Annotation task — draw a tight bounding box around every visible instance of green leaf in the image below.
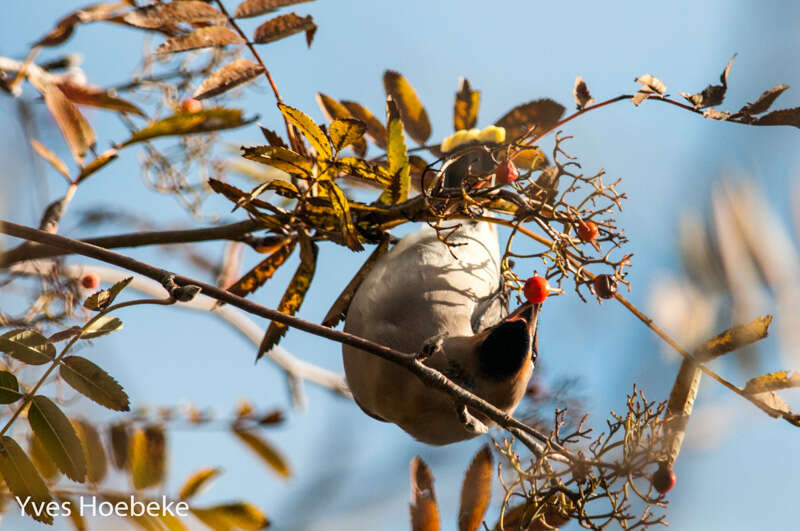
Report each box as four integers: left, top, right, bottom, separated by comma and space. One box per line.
121, 109, 256, 147
233, 426, 292, 478
0, 370, 23, 404
29, 434, 60, 481
383, 70, 431, 144
84, 276, 132, 310
28, 395, 87, 482
0, 329, 55, 365
378, 98, 410, 205
60, 356, 130, 411
258, 237, 317, 357
277, 103, 331, 159
241, 145, 313, 178
80, 316, 123, 339
178, 467, 222, 500
329, 118, 366, 153
0, 436, 54, 524
130, 425, 167, 489
73, 418, 108, 484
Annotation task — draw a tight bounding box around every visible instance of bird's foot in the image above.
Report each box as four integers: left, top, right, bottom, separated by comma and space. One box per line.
416, 334, 446, 362
457, 404, 489, 435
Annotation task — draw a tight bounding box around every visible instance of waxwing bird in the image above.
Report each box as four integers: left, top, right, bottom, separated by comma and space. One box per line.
343, 220, 539, 445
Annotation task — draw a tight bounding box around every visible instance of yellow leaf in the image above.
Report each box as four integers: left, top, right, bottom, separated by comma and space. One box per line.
30, 139, 70, 180
233, 426, 292, 478
378, 98, 410, 205
29, 434, 60, 481
241, 145, 313, 178
43, 83, 96, 166
695, 315, 773, 362
277, 103, 331, 159
72, 418, 107, 484
383, 71, 431, 144
258, 236, 317, 356
76, 147, 118, 183
410, 456, 440, 531
130, 425, 167, 489
226, 238, 296, 298
318, 179, 363, 251
194, 59, 265, 100
329, 118, 366, 153
453, 77, 480, 132
458, 445, 493, 531
178, 467, 222, 500
122, 109, 255, 146
341, 100, 388, 149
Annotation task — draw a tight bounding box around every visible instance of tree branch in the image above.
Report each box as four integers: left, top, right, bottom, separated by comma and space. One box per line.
0, 219, 572, 460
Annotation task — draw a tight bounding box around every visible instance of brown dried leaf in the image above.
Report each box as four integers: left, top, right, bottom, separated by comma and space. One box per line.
178, 467, 222, 500
122, 108, 255, 146
108, 422, 129, 470
233, 426, 292, 478
703, 109, 730, 121
258, 124, 287, 148
0, 436, 53, 524
194, 59, 265, 100
329, 118, 366, 153
123, 1, 225, 28
410, 456, 440, 531
60, 355, 130, 411
738, 84, 790, 116
458, 445, 493, 531
454, 77, 480, 131
323, 236, 390, 327
754, 107, 800, 128
383, 70, 431, 144
253, 12, 316, 47
57, 81, 145, 116
573, 76, 594, 110
341, 100, 388, 149
28, 396, 86, 482
227, 238, 296, 298
749, 391, 792, 416
208, 178, 276, 213
494, 98, 565, 141
30, 139, 70, 179
631, 90, 651, 107
35, 3, 125, 47
130, 425, 167, 489
635, 74, 666, 95
680, 56, 736, 110
235, 0, 313, 18
695, 315, 772, 362
72, 418, 107, 484
43, 83, 96, 166
743, 370, 800, 395
155, 26, 245, 54
258, 236, 317, 356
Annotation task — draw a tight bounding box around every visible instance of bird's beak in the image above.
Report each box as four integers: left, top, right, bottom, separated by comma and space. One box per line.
504, 302, 540, 337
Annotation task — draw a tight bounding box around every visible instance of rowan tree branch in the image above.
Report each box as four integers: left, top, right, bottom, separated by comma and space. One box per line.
0, 219, 573, 460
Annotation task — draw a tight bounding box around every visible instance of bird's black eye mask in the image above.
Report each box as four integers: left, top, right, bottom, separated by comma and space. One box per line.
478, 319, 531, 381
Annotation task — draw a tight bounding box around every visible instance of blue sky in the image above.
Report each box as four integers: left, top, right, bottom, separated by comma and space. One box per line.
2, 1, 800, 530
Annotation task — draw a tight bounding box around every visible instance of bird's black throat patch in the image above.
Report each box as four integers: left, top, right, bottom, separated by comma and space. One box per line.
478, 320, 530, 381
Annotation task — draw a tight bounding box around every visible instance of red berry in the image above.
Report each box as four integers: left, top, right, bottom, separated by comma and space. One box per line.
181, 98, 202, 113
577, 220, 599, 242
523, 275, 550, 304
80, 273, 100, 290
592, 274, 617, 299
495, 159, 519, 185
652, 463, 676, 494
